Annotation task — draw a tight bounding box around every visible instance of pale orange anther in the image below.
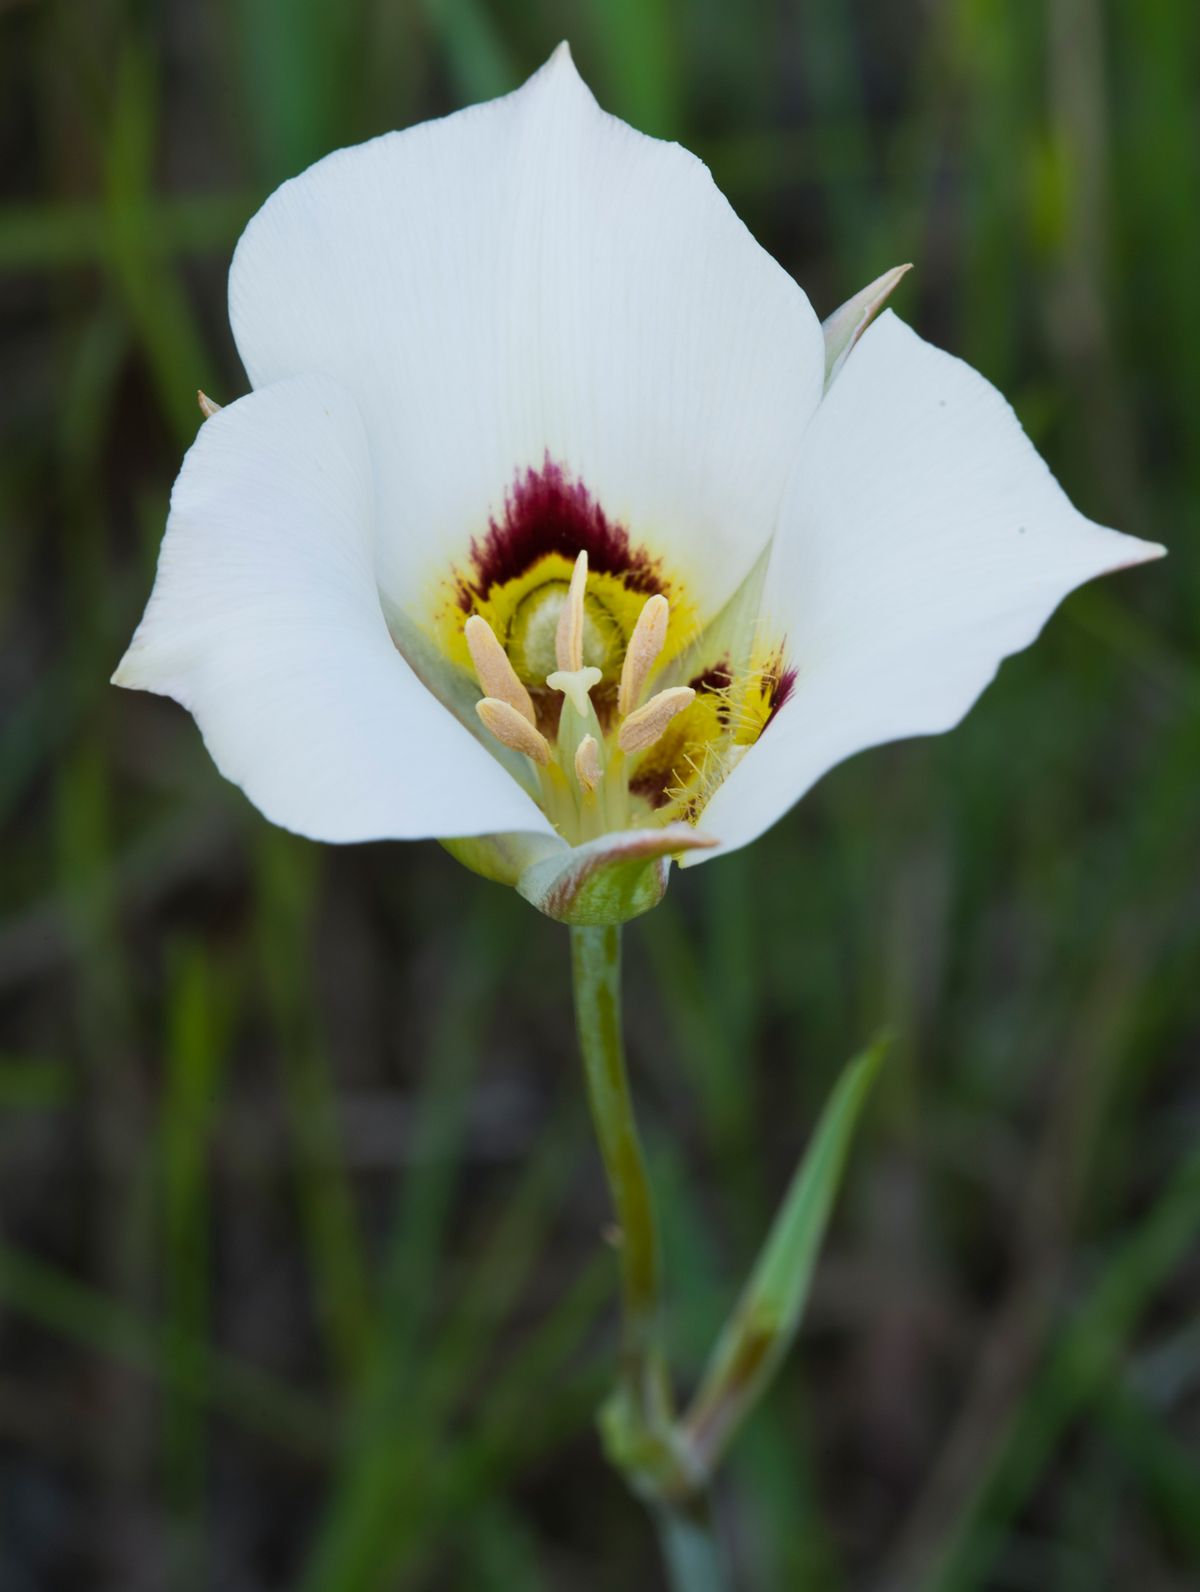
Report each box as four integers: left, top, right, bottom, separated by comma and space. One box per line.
574, 734, 602, 795
554, 550, 588, 672
464, 614, 537, 726
617, 686, 696, 754
476, 698, 551, 765
617, 593, 669, 716
197, 390, 222, 419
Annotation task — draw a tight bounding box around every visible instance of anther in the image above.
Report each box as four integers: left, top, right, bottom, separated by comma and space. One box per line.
197, 390, 222, 418
555, 550, 588, 672
476, 698, 551, 765
617, 594, 669, 716
617, 686, 696, 754
574, 735, 602, 795
546, 665, 602, 717
464, 614, 537, 726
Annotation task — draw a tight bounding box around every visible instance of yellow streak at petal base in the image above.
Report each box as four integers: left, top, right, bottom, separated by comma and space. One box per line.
622, 643, 793, 821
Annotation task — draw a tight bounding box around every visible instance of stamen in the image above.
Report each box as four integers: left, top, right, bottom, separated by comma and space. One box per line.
545, 665, 602, 717
574, 735, 602, 795
554, 550, 588, 672
476, 697, 551, 765
464, 614, 537, 725
618, 686, 696, 754
197, 390, 222, 418
618, 594, 669, 716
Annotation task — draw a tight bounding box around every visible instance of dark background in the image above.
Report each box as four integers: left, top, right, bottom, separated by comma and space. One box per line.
2, 1, 1197, 1588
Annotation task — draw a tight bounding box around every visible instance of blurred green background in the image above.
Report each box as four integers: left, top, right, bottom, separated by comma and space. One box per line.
1, 0, 1197, 1587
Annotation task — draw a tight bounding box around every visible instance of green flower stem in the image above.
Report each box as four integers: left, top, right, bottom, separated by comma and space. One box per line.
569, 923, 665, 1418
656, 1499, 728, 1592
569, 923, 726, 1591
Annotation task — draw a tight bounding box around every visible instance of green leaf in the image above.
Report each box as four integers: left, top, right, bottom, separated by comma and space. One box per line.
681, 1032, 889, 1474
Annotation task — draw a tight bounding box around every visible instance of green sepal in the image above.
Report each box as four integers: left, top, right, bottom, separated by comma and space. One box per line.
822, 266, 912, 390
440, 831, 563, 887
516, 825, 716, 925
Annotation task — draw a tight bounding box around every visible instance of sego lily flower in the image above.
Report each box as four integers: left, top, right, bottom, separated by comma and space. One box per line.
114, 45, 1161, 926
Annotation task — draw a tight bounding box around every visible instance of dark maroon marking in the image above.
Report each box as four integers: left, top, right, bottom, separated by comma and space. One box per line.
629, 767, 675, 811
764, 662, 797, 729
688, 657, 734, 730
688, 659, 733, 696
632, 656, 796, 814
456, 455, 665, 610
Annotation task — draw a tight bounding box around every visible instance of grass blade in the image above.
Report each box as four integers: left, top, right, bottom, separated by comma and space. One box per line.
928, 1147, 1200, 1590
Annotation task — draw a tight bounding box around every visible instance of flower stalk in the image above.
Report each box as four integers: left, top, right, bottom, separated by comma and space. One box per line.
569, 923, 726, 1588
569, 927, 890, 1588
568, 924, 668, 1424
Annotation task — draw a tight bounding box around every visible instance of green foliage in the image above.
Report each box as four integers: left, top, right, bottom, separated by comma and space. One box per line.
1, 1, 1196, 1587
683, 1035, 887, 1476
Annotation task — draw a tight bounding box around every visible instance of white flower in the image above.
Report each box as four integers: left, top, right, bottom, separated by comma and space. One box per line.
114, 45, 1161, 922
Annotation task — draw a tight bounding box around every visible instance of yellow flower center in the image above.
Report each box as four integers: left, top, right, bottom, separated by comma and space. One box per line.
432, 460, 794, 843
460, 551, 793, 844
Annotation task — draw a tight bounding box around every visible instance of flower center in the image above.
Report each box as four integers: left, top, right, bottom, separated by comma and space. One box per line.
467, 551, 696, 843
438, 458, 794, 843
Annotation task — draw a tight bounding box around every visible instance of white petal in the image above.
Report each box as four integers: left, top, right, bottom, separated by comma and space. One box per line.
694, 312, 1163, 859
228, 44, 824, 624
114, 376, 555, 844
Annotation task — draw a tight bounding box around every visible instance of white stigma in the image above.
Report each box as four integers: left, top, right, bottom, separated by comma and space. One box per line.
618, 686, 696, 754
546, 665, 602, 716
554, 550, 588, 672
618, 593, 669, 716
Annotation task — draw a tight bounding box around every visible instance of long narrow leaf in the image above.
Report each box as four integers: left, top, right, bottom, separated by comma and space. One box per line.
682, 1033, 889, 1473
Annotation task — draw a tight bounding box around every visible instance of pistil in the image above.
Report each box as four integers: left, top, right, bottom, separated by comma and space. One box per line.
546, 665, 603, 717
